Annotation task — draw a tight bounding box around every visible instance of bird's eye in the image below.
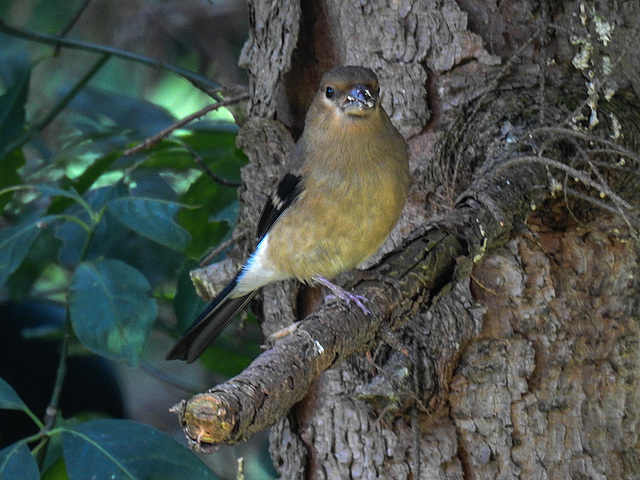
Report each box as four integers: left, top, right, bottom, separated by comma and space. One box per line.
325, 87, 335, 99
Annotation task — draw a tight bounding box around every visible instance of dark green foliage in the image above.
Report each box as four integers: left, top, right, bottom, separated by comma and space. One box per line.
0, 36, 30, 159
68, 259, 157, 365
0, 12, 260, 479
0, 379, 220, 479
62, 420, 219, 480
0, 442, 40, 480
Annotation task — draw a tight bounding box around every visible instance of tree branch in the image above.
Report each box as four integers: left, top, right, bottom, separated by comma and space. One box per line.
122, 93, 249, 156
0, 20, 221, 94
54, 0, 94, 53
5, 55, 110, 155
171, 155, 549, 451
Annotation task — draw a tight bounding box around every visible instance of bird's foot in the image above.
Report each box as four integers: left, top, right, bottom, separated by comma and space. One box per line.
313, 276, 371, 315
346, 268, 403, 297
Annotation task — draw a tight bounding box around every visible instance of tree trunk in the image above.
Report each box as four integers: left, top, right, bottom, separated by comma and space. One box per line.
179, 0, 640, 478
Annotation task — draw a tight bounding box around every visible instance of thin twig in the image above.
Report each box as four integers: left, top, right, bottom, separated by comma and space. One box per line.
578, 156, 638, 173
565, 187, 638, 224
447, 28, 543, 193
587, 159, 637, 232
4, 54, 111, 155
183, 142, 243, 188
530, 127, 640, 162
200, 236, 236, 266
480, 28, 543, 98
123, 93, 250, 156
499, 153, 637, 234
563, 176, 582, 226
33, 316, 72, 468
498, 155, 633, 211
54, 0, 94, 55
0, 20, 221, 93
43, 321, 71, 430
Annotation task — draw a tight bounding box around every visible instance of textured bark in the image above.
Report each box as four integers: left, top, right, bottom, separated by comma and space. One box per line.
176, 0, 640, 478
453, 218, 640, 479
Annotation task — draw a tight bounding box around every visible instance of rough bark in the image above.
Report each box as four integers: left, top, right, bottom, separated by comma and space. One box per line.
453, 217, 639, 479
174, 0, 640, 478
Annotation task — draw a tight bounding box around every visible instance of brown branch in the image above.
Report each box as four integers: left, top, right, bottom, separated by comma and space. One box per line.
198, 237, 236, 267
170, 157, 549, 451
183, 143, 242, 188
499, 155, 634, 211
0, 20, 221, 93
123, 93, 250, 156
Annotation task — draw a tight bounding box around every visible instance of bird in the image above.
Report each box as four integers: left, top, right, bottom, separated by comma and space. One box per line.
166, 65, 409, 363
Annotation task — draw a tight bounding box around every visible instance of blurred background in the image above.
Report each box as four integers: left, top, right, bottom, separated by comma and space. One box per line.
0, 1, 279, 478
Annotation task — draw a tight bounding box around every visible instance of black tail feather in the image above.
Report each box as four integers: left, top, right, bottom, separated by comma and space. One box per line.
166, 275, 257, 363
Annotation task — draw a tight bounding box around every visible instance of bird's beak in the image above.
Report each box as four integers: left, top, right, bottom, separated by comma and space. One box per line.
341, 85, 377, 114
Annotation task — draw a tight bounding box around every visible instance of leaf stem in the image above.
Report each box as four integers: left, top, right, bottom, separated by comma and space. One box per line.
0, 186, 96, 232
78, 213, 98, 260
184, 141, 243, 188
25, 409, 45, 432
55, 0, 94, 52
43, 316, 72, 431
33, 315, 72, 468
63, 188, 102, 227
54, 213, 93, 233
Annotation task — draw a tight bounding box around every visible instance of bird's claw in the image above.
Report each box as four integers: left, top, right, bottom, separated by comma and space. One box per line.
325, 291, 371, 315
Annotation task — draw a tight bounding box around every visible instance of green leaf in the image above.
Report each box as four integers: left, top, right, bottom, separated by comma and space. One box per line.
178, 176, 236, 258
172, 259, 207, 332
0, 442, 40, 480
0, 377, 28, 412
41, 456, 68, 480
0, 41, 30, 158
0, 149, 25, 211
106, 197, 191, 251
37, 185, 88, 206
66, 151, 121, 195
5, 227, 63, 300
62, 419, 219, 480
0, 217, 50, 286
48, 152, 120, 214
0, 376, 41, 431
69, 259, 157, 366
179, 126, 247, 183
55, 184, 127, 266
67, 87, 175, 138
139, 140, 195, 170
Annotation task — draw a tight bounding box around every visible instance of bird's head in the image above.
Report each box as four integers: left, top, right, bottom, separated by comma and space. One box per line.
313, 66, 381, 120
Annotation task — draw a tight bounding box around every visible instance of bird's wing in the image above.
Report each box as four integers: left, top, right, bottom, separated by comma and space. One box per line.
256, 172, 303, 241
166, 172, 303, 363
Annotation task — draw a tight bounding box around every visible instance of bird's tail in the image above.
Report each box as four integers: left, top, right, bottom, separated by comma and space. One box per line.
166, 274, 257, 363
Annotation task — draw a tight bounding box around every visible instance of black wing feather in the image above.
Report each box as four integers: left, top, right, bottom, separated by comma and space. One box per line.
256, 173, 303, 240
165, 274, 257, 363
166, 172, 303, 363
